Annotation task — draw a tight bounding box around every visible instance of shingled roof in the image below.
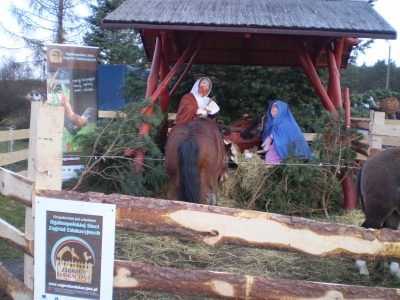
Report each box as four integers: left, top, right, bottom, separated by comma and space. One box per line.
102, 0, 397, 68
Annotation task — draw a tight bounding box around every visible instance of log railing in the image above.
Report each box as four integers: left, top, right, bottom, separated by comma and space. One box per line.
1, 172, 400, 299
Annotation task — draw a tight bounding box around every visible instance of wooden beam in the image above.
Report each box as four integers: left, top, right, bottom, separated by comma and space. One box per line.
37, 190, 400, 263
113, 260, 400, 299
350, 118, 370, 131
0, 129, 30, 142
0, 167, 34, 206
326, 44, 342, 108
167, 30, 181, 57
293, 37, 339, 116
311, 37, 333, 67
0, 264, 33, 300
168, 35, 208, 101
0, 150, 29, 166
0, 218, 34, 256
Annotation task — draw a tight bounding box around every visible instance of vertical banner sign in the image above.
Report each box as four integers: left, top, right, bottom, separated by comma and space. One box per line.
34, 197, 116, 300
46, 44, 99, 181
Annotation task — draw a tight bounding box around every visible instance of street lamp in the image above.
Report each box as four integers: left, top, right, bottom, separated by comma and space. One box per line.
386, 40, 391, 90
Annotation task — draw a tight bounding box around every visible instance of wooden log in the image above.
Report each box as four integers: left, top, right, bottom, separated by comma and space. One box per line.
350, 118, 370, 131
0, 218, 34, 256
113, 260, 400, 299
37, 190, 400, 262
0, 263, 33, 300
0, 167, 34, 206
353, 141, 383, 158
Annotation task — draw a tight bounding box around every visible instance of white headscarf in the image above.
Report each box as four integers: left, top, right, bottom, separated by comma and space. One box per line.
190, 77, 220, 114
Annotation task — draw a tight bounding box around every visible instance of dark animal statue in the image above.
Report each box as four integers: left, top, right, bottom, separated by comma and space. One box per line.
355, 146, 400, 278
165, 118, 233, 205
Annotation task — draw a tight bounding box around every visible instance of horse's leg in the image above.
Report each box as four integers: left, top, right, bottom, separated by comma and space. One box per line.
383, 212, 400, 278
355, 209, 396, 277
207, 188, 217, 206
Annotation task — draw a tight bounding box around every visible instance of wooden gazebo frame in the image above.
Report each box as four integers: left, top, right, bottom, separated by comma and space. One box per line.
101, 0, 397, 209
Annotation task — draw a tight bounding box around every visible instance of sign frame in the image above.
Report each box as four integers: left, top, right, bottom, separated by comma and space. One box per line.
34, 197, 116, 300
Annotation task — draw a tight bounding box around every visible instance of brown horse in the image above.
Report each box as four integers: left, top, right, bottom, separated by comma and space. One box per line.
355, 146, 400, 278
165, 118, 232, 205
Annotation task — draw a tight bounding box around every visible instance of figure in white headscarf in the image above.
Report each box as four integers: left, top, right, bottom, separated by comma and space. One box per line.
173, 77, 219, 126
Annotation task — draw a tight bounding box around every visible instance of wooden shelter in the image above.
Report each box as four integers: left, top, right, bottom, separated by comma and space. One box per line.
101, 0, 397, 209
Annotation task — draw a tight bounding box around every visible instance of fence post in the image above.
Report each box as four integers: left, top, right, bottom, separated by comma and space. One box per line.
369, 111, 384, 149
25, 101, 64, 289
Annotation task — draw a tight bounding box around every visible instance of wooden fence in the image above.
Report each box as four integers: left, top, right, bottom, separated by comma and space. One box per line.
351, 111, 400, 159
1, 103, 400, 299
0, 128, 29, 177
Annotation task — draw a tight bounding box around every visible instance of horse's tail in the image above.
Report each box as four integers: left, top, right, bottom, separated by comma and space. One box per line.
356, 164, 365, 212
178, 137, 202, 203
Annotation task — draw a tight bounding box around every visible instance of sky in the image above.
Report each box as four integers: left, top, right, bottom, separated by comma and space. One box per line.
0, 0, 399, 67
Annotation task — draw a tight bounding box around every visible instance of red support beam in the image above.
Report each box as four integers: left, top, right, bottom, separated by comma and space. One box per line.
169, 36, 208, 101
159, 31, 171, 149
341, 87, 357, 210
134, 37, 162, 171
334, 38, 345, 70
293, 37, 339, 117
326, 44, 342, 109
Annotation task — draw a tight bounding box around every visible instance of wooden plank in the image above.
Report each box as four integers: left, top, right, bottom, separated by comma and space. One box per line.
0, 218, 33, 256
113, 260, 400, 299
369, 111, 383, 149
0, 129, 30, 142
0, 167, 33, 206
303, 132, 316, 141
38, 190, 400, 263
27, 104, 64, 191
382, 136, 400, 147
0, 150, 29, 166
0, 264, 33, 300
350, 118, 370, 131
384, 119, 400, 125
98, 110, 126, 118
371, 124, 400, 138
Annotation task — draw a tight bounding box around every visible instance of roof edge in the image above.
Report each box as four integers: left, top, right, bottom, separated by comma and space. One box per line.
101, 22, 397, 40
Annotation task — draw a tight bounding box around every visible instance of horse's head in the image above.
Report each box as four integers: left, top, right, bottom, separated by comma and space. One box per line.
224, 139, 240, 168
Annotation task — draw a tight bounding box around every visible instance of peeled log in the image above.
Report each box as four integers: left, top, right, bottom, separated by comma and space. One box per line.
0, 263, 33, 300
38, 190, 400, 263
114, 260, 400, 299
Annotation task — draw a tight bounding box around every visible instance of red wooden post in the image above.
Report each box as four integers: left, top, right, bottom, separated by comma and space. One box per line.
326, 45, 342, 109
159, 31, 171, 149
342, 87, 357, 210
135, 37, 162, 171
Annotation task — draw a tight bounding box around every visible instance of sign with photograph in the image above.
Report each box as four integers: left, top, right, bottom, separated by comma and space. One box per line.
34, 197, 116, 300
45, 44, 99, 182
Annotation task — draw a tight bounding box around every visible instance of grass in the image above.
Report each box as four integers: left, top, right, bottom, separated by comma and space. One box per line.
0, 195, 26, 260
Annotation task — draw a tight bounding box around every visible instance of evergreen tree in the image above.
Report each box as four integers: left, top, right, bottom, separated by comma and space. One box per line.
1, 0, 93, 72
83, 0, 148, 67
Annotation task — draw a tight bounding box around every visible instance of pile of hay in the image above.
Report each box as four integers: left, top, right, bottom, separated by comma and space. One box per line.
219, 154, 274, 210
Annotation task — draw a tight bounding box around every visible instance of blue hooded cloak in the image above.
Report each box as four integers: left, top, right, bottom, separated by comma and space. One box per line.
261, 100, 313, 159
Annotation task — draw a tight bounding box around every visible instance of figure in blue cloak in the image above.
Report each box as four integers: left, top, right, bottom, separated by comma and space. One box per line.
261, 100, 313, 164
